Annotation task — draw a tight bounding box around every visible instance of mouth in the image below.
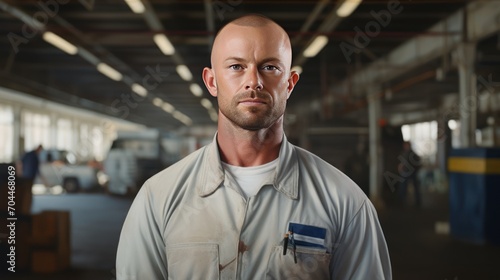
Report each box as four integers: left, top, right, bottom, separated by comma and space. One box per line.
238, 99, 267, 106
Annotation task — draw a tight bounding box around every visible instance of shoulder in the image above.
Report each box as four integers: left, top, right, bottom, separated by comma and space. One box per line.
292, 144, 368, 209
127, 145, 211, 221
143, 145, 209, 194
294, 145, 360, 189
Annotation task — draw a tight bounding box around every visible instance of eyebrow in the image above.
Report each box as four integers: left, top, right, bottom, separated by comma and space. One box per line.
224, 56, 284, 65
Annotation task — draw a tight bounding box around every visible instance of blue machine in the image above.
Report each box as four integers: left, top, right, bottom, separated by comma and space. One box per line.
448, 148, 500, 245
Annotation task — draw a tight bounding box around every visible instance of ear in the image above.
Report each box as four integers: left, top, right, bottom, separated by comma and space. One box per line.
286, 70, 300, 99
202, 67, 218, 97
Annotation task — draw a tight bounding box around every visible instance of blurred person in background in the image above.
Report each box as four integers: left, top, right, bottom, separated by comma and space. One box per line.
18, 144, 47, 212
398, 141, 422, 207
104, 140, 138, 196
20, 144, 46, 186
344, 140, 370, 196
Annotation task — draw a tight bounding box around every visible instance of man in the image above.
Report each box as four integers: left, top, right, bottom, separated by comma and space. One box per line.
398, 141, 422, 207
116, 14, 391, 279
20, 144, 43, 184
104, 140, 138, 196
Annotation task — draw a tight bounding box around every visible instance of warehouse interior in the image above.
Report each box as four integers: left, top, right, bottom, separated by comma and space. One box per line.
1, 0, 500, 279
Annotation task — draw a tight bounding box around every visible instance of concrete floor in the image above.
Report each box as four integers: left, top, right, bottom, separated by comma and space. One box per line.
3, 190, 500, 280
379, 193, 500, 280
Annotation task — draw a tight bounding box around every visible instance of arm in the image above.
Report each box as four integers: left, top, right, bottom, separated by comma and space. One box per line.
116, 183, 167, 280
331, 200, 392, 280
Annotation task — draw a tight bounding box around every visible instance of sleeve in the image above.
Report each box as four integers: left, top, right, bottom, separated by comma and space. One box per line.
116, 183, 168, 280
331, 199, 392, 280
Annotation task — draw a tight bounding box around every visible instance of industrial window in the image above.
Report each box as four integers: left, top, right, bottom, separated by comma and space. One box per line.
79, 124, 91, 159
401, 121, 438, 164
78, 124, 105, 161
0, 104, 14, 163
57, 118, 73, 152
23, 111, 50, 152
91, 126, 105, 161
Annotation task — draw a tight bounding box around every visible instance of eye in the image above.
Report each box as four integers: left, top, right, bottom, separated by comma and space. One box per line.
229, 64, 243, 70
262, 65, 279, 71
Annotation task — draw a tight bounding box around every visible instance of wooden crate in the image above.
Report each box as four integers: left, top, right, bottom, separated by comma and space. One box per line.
31, 211, 71, 273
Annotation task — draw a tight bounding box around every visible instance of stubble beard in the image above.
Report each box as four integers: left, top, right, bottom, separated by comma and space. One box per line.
220, 91, 285, 131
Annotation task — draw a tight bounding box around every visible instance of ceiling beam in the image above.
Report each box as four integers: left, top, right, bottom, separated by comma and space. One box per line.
203, 0, 215, 50
337, 1, 500, 96
291, 0, 330, 45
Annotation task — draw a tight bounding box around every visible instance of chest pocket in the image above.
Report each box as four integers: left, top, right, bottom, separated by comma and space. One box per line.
166, 243, 220, 280
266, 245, 331, 280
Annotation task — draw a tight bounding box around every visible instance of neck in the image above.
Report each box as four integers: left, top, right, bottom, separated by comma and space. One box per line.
216, 118, 284, 167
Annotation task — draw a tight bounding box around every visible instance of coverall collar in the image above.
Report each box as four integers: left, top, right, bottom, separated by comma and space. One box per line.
197, 133, 299, 200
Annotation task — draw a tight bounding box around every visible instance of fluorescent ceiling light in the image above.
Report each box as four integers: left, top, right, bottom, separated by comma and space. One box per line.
200, 98, 212, 109
152, 97, 163, 107
162, 102, 175, 113
43, 31, 77, 55
189, 83, 203, 97
97, 63, 123, 81
337, 0, 362, 17
124, 0, 145, 14
291, 65, 303, 75
303, 35, 328, 58
153, 34, 175, 55
173, 111, 192, 126
176, 65, 192, 81
172, 111, 182, 119
131, 83, 147, 97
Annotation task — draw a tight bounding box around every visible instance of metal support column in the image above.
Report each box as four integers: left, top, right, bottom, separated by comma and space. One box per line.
437, 112, 452, 176
368, 87, 383, 204
12, 105, 22, 161
456, 42, 477, 148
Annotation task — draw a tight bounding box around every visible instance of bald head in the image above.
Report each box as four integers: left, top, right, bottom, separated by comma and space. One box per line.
210, 15, 292, 69
201, 14, 300, 134
224, 14, 275, 28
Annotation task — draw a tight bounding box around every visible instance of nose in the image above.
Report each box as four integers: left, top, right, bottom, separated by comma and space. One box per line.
244, 67, 263, 91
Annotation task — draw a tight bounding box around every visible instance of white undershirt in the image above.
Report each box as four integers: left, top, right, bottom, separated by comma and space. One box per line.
222, 158, 279, 198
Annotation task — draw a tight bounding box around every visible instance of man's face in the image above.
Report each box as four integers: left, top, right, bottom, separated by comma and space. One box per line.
204, 23, 298, 131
